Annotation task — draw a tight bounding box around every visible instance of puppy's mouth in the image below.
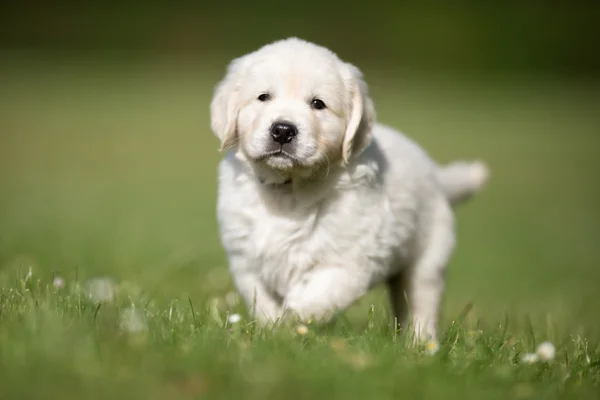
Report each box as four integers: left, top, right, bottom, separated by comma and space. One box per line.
257, 149, 298, 163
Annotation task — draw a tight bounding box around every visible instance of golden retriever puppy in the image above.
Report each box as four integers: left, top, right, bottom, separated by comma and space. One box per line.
210, 37, 488, 341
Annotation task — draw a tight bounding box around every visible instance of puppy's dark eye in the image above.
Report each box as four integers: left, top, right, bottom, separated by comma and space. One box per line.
311, 98, 326, 110
257, 93, 271, 102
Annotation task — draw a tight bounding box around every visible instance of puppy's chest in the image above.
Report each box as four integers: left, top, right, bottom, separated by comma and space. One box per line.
248, 205, 337, 293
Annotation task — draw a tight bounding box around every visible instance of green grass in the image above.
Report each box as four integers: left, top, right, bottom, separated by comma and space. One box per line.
0, 55, 599, 399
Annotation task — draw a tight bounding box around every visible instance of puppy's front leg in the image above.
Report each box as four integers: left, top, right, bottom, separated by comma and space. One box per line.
283, 268, 369, 323
229, 257, 283, 324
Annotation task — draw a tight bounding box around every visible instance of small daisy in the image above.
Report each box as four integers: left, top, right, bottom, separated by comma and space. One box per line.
228, 313, 241, 324
536, 341, 556, 362
52, 276, 65, 289
426, 340, 439, 355
119, 306, 148, 334
520, 352, 539, 364
296, 324, 309, 335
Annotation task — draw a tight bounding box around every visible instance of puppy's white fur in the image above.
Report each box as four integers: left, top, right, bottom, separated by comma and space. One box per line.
210, 38, 488, 340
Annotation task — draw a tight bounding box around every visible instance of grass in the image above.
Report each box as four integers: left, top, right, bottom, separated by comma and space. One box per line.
0, 54, 599, 399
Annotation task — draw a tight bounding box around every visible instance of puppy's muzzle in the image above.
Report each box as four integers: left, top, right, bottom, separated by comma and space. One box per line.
270, 122, 297, 145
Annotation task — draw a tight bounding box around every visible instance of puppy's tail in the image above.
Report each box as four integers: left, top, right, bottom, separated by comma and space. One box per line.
437, 160, 490, 205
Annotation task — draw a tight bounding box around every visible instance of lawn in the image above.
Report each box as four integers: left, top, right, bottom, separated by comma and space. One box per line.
0, 54, 599, 399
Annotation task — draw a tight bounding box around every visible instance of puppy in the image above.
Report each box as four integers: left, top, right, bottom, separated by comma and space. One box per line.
210, 38, 488, 341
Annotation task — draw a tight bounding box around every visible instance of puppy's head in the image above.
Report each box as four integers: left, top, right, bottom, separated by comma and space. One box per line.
210, 38, 375, 179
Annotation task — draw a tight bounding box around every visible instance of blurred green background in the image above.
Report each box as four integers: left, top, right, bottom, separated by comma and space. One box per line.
1, 0, 599, 337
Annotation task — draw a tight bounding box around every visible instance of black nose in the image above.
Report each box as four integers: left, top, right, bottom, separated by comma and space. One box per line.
270, 122, 297, 145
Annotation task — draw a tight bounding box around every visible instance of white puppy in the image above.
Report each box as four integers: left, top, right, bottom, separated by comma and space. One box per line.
210, 38, 488, 341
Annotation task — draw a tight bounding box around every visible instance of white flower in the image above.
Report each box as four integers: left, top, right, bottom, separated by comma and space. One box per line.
119, 307, 148, 334
85, 277, 116, 303
228, 313, 241, 324
52, 276, 65, 289
296, 324, 309, 335
426, 340, 440, 355
520, 353, 540, 364
536, 341, 556, 362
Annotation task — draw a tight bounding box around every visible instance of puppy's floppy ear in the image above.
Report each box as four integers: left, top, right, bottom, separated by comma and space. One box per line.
210, 56, 246, 151
341, 63, 376, 164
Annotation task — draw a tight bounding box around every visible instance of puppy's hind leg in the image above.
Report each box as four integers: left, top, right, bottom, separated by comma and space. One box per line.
406, 200, 456, 342
386, 270, 410, 332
